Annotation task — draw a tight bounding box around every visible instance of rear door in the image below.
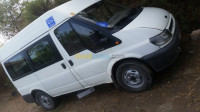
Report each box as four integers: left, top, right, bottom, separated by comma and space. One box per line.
26, 34, 84, 96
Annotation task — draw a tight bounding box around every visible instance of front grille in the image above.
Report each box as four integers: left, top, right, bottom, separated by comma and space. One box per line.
169, 18, 174, 32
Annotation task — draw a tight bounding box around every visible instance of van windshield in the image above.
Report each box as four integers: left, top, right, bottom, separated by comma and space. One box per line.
78, 1, 134, 28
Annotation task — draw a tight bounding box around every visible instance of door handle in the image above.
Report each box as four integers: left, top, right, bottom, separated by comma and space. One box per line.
68, 60, 74, 66
61, 63, 66, 69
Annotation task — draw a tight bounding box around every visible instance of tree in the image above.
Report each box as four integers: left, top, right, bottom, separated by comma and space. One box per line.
0, 0, 25, 39
54, 0, 70, 6
22, 0, 70, 26
22, 0, 54, 25
0, 0, 71, 39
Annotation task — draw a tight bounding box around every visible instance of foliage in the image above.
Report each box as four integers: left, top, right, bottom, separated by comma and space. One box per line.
106, 0, 141, 8
22, 0, 54, 26
0, 44, 3, 48
22, 0, 70, 26
54, 0, 70, 6
0, 0, 71, 38
0, 0, 25, 39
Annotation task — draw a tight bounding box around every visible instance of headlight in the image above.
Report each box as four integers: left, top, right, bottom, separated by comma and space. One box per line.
150, 29, 172, 46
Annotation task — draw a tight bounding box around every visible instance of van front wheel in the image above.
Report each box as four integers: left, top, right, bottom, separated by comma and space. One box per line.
116, 61, 152, 92
35, 92, 56, 110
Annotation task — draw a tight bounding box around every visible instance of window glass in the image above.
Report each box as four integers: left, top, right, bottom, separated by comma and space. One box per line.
4, 53, 32, 80
54, 22, 86, 56
28, 40, 58, 68
70, 22, 101, 50
70, 22, 115, 52
78, 1, 132, 28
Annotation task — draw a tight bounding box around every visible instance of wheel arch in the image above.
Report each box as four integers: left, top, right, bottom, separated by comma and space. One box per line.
108, 57, 153, 86
31, 89, 51, 98
30, 89, 51, 105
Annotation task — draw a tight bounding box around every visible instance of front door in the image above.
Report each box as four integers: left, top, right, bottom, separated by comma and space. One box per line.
49, 19, 121, 87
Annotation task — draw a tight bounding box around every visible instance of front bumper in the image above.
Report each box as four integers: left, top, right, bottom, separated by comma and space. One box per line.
142, 24, 181, 72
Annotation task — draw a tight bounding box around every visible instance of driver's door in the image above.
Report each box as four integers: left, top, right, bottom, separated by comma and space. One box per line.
50, 19, 121, 87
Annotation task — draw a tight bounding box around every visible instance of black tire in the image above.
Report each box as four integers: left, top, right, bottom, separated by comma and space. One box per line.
35, 92, 56, 110
116, 61, 152, 92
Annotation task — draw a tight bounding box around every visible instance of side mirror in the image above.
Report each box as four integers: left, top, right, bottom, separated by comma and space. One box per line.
99, 37, 108, 44
98, 31, 103, 35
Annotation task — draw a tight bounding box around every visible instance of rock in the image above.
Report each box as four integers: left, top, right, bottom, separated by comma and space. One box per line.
191, 29, 200, 40
11, 91, 17, 97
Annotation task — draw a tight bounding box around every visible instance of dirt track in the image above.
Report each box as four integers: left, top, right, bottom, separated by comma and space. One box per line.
1, 36, 200, 112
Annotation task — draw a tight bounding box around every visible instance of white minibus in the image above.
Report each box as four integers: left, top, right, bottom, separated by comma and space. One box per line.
0, 0, 181, 110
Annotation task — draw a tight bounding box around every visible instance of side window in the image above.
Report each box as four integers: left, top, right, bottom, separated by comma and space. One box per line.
54, 22, 86, 56
70, 22, 98, 51
27, 36, 62, 69
4, 53, 32, 80
70, 21, 118, 53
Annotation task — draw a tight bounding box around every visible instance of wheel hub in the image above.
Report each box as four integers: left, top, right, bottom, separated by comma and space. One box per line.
39, 95, 51, 108
123, 69, 144, 88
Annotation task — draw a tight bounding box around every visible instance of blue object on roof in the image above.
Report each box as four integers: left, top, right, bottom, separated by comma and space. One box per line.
96, 22, 108, 28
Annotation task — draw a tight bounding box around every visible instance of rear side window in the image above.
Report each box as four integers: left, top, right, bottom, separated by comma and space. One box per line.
54, 22, 86, 56
27, 36, 62, 70
28, 41, 55, 68
4, 35, 62, 81
4, 53, 32, 80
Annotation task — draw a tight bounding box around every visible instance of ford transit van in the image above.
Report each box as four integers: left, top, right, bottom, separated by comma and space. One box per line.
0, 0, 181, 110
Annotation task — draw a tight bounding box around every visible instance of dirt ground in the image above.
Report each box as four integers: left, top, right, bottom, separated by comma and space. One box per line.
1, 36, 200, 112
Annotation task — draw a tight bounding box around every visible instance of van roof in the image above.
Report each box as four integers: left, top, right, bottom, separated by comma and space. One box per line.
0, 0, 100, 62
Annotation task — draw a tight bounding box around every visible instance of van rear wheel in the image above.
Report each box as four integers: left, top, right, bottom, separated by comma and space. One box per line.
35, 92, 56, 110
116, 61, 152, 92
